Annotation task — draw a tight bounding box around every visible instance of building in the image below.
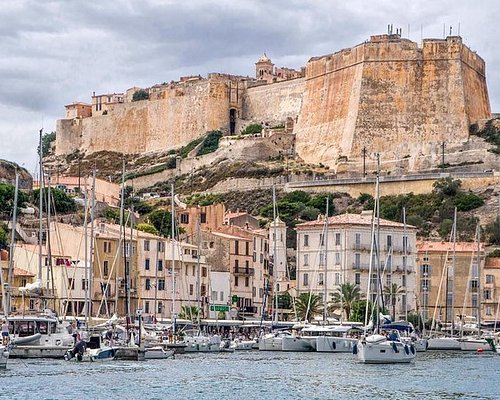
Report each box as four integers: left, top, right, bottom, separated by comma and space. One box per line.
416, 241, 485, 323
482, 256, 500, 323
296, 212, 417, 319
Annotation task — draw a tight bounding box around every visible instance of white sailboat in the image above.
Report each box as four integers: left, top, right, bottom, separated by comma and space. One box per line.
355, 155, 416, 364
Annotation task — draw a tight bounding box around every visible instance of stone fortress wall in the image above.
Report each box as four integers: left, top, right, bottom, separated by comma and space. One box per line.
55, 33, 491, 171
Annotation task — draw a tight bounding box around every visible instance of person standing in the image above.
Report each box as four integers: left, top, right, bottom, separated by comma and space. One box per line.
1, 319, 10, 345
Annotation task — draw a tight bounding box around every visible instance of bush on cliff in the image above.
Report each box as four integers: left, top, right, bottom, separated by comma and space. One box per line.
197, 131, 223, 156
241, 123, 263, 135
32, 188, 76, 214
132, 89, 149, 101
0, 183, 28, 216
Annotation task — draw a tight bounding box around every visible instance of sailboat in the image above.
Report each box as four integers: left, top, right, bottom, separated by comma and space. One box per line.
355, 155, 416, 364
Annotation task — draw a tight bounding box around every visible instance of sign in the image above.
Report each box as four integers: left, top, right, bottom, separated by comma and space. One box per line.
231, 295, 238, 303
210, 304, 230, 312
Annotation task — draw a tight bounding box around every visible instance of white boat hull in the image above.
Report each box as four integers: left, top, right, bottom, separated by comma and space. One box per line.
230, 340, 256, 350
356, 337, 416, 364
316, 337, 357, 353
427, 337, 461, 350
281, 336, 315, 352
258, 337, 283, 351
144, 347, 174, 359
458, 338, 491, 351
10, 345, 71, 358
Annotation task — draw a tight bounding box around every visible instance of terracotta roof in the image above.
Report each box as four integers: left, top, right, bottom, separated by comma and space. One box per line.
225, 212, 249, 219
417, 240, 484, 253
13, 268, 36, 277
296, 213, 415, 229
210, 231, 251, 241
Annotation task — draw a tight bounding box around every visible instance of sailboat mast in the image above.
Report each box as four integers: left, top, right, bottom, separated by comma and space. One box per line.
127, 203, 134, 321
196, 216, 202, 327
171, 183, 176, 333
6, 171, 19, 314
272, 185, 278, 324
323, 197, 329, 323
38, 129, 44, 284
46, 173, 56, 312
403, 206, 408, 321
375, 154, 381, 333
476, 223, 481, 332
89, 168, 96, 318
83, 177, 89, 325
451, 207, 457, 333
115, 160, 125, 316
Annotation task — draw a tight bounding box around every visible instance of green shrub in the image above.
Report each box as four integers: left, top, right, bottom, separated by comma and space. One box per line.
197, 131, 223, 156
454, 193, 484, 211
241, 123, 263, 135
132, 89, 149, 101
32, 188, 76, 213
136, 223, 159, 235
180, 137, 204, 158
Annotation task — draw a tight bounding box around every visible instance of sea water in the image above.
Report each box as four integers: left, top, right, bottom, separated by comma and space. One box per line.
1, 351, 499, 399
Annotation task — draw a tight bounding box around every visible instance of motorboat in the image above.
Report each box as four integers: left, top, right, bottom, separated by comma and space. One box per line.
230, 338, 257, 350
7, 314, 73, 358
355, 331, 416, 364
182, 331, 222, 352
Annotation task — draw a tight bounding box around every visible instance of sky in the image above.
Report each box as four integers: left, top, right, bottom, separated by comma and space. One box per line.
0, 0, 498, 174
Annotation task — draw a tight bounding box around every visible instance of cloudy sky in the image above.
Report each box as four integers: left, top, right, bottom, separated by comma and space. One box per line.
0, 0, 498, 174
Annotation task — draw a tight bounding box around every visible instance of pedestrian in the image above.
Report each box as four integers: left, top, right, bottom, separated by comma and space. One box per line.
1, 319, 9, 345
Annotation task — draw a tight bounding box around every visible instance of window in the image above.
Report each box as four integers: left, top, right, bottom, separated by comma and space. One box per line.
484, 289, 492, 300
190, 285, 194, 296
386, 255, 392, 272
303, 273, 309, 286
259, 288, 263, 298
304, 254, 309, 266
471, 280, 478, 289
180, 214, 189, 224
252, 286, 256, 296
421, 279, 429, 291
103, 241, 112, 253
486, 306, 492, 316
355, 233, 361, 249
158, 302, 163, 314
192, 265, 196, 276
209, 241, 214, 248
157, 260, 163, 272
245, 242, 250, 256
145, 278, 151, 291
304, 234, 309, 247
68, 278, 75, 290
386, 274, 392, 286
335, 252, 341, 265
158, 279, 165, 290
335, 233, 341, 246
235, 276, 239, 287
124, 242, 131, 257
234, 240, 239, 255
245, 277, 249, 287
355, 273, 361, 285
402, 275, 407, 287
335, 272, 340, 285
145, 258, 150, 271
220, 291, 224, 301
387, 235, 392, 249
201, 284, 206, 297
486, 274, 495, 284
471, 293, 478, 308
318, 273, 324, 286
401, 294, 407, 310
235, 259, 239, 270
421, 264, 430, 276
103, 261, 109, 276
144, 240, 150, 251
402, 256, 407, 268
200, 213, 207, 223
354, 253, 361, 269
403, 236, 408, 253
319, 252, 325, 266
82, 279, 88, 290
145, 301, 150, 314
157, 242, 164, 252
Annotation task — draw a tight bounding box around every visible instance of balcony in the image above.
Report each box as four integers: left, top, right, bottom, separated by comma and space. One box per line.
233, 267, 255, 276
352, 263, 371, 271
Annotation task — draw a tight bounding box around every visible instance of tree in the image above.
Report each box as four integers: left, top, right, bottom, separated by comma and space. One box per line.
294, 293, 322, 321
328, 282, 363, 320
0, 224, 7, 249
307, 193, 335, 216
485, 217, 500, 245
37, 131, 56, 156
432, 177, 461, 198
178, 305, 199, 322
146, 209, 172, 237
136, 223, 159, 235
383, 283, 404, 321
32, 188, 76, 213
132, 89, 149, 101
454, 192, 484, 211
0, 183, 28, 216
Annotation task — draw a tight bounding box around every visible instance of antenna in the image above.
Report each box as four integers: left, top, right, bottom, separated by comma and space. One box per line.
449, 26, 452, 36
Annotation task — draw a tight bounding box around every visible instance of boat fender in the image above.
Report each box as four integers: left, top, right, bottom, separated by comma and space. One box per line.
392, 342, 399, 353
352, 343, 358, 355
404, 345, 409, 355
331, 341, 336, 350
410, 345, 415, 355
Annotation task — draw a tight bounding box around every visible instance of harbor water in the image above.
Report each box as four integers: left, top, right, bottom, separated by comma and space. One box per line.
1, 351, 499, 399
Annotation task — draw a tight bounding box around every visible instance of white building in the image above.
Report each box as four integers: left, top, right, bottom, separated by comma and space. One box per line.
295, 212, 417, 320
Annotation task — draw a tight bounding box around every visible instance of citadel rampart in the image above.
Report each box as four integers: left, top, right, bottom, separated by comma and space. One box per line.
55, 34, 491, 172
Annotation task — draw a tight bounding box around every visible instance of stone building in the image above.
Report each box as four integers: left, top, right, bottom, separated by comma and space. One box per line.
482, 257, 500, 323
296, 212, 417, 319
416, 241, 485, 323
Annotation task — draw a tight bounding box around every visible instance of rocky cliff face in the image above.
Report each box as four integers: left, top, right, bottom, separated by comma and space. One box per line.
0, 160, 32, 189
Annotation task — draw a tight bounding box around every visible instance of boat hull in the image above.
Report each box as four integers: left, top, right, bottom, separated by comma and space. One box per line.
458, 338, 491, 351
10, 345, 71, 358
258, 337, 283, 351
356, 339, 416, 364
281, 336, 315, 352
427, 337, 461, 350
316, 337, 357, 353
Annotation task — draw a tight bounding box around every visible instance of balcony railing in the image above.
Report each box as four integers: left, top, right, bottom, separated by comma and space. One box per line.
233, 267, 255, 276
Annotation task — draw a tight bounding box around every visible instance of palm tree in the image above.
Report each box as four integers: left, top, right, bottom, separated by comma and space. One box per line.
383, 283, 404, 321
178, 305, 199, 322
294, 293, 322, 321
328, 282, 363, 320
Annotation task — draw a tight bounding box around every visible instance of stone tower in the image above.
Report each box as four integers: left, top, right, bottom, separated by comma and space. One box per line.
255, 53, 274, 80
